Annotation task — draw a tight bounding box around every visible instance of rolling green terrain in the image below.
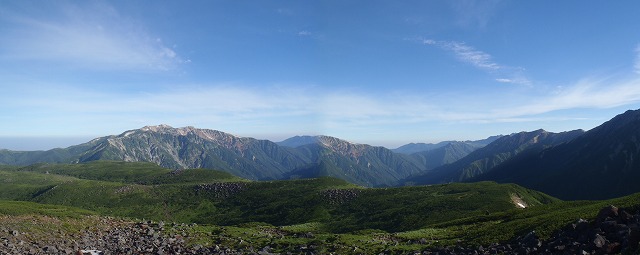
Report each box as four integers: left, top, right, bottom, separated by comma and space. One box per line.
2, 161, 640, 254
0, 161, 552, 231
0, 200, 95, 218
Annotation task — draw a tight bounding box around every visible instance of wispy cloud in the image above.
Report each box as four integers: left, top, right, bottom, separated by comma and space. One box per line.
495, 76, 531, 86
1, 75, 639, 144
423, 39, 531, 85
423, 39, 499, 70
495, 78, 514, 83
298, 30, 312, 36
0, 2, 184, 71
498, 77, 640, 117
2, 64, 640, 139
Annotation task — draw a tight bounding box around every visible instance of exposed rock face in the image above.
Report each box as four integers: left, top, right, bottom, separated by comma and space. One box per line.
316, 136, 370, 159
77, 125, 310, 180
75, 126, 429, 187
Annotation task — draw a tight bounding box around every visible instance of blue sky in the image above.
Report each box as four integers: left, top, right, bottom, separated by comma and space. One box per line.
2, 0, 640, 150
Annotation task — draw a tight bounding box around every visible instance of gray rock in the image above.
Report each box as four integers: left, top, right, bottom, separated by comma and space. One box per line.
593, 234, 606, 248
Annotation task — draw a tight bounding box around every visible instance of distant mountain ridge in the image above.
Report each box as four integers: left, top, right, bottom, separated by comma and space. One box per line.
473, 109, 640, 200
75, 125, 308, 180
404, 129, 584, 185
3, 108, 640, 200
411, 142, 482, 170
392, 135, 501, 154
276, 135, 320, 148
392, 141, 455, 154
0, 126, 449, 187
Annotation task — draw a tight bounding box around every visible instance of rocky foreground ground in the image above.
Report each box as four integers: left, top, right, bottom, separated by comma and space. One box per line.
1, 205, 639, 254
421, 205, 640, 255
0, 216, 246, 255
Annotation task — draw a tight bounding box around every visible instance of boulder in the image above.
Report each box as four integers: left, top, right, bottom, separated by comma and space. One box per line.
593, 233, 607, 248
596, 205, 619, 224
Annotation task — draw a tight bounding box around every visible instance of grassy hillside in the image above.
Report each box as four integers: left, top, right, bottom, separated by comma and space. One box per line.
16, 161, 245, 184
326, 181, 556, 233
0, 200, 95, 217
3, 161, 640, 253
3, 194, 640, 254
1, 161, 554, 231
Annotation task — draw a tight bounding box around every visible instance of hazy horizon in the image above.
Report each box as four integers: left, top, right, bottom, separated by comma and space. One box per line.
0, 136, 97, 151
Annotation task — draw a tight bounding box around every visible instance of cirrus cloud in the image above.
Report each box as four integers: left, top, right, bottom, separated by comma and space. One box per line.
0, 2, 184, 71
422, 39, 531, 86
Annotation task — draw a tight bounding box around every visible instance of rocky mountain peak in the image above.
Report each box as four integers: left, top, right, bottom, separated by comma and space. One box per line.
140, 124, 174, 132
496, 129, 550, 145
316, 136, 369, 158
316, 136, 358, 147
132, 125, 242, 142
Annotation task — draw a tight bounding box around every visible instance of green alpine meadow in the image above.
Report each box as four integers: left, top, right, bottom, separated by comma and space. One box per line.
1, 155, 640, 254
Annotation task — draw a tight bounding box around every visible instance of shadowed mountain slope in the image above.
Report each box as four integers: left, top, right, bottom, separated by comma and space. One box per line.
392, 135, 501, 154
474, 109, 640, 200
405, 129, 584, 185
284, 136, 426, 186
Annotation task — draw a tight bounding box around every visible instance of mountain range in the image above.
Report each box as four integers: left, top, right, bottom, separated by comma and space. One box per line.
391, 135, 501, 154
405, 129, 585, 185
472, 109, 640, 200
2, 109, 640, 200
1, 126, 485, 187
